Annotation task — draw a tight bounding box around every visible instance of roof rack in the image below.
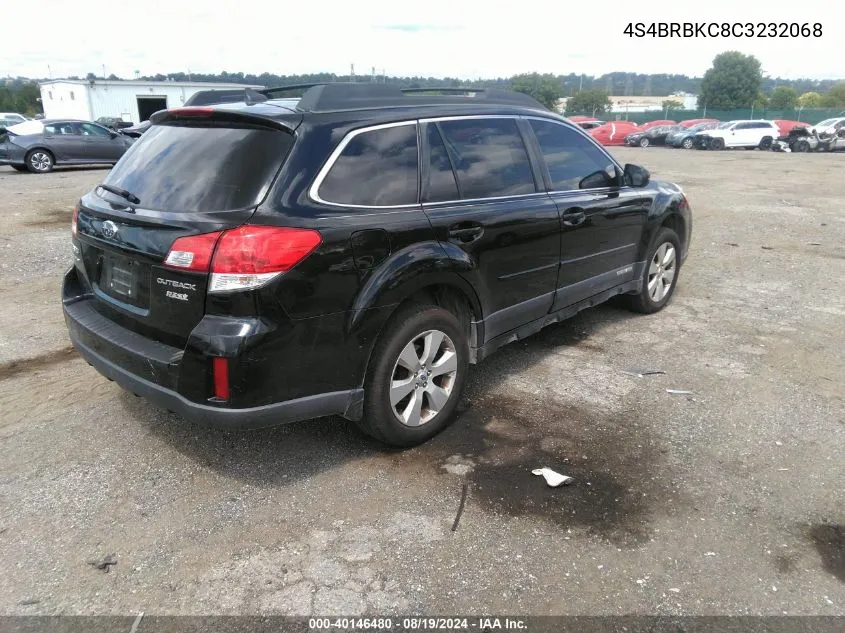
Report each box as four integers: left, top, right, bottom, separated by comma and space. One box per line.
260, 82, 548, 112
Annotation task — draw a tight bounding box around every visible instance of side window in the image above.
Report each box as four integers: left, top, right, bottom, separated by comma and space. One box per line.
424, 123, 459, 203
318, 124, 418, 206
436, 118, 536, 199
45, 123, 76, 135
529, 119, 620, 191
79, 123, 110, 137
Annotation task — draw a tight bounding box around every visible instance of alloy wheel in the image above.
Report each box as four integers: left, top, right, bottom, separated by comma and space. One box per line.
389, 329, 458, 427
30, 152, 51, 171
648, 242, 676, 303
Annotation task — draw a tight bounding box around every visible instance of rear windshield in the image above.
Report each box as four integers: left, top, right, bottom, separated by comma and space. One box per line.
103, 123, 293, 212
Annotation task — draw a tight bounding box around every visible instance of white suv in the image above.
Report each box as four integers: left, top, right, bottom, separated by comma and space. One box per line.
704, 120, 780, 150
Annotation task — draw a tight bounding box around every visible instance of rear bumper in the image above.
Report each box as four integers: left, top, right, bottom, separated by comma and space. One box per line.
68, 328, 360, 429
62, 267, 365, 429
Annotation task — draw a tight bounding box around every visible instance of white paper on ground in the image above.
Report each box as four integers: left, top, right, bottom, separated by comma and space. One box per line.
531, 467, 575, 487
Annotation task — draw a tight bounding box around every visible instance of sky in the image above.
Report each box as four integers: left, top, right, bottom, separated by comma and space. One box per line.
4, 0, 840, 81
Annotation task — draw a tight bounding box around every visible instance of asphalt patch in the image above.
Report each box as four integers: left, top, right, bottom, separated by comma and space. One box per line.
0, 346, 77, 381
809, 523, 845, 583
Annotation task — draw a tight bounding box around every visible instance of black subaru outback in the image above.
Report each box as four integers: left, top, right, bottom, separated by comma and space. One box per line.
63, 83, 692, 447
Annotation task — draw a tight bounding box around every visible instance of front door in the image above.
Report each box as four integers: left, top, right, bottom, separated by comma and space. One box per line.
420, 118, 561, 341
78, 122, 122, 161
526, 118, 650, 310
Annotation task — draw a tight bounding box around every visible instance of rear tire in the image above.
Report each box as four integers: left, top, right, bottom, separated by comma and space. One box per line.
758, 137, 773, 150
709, 138, 725, 150
793, 140, 810, 153
357, 304, 469, 447
622, 227, 681, 314
682, 138, 694, 149
25, 149, 54, 173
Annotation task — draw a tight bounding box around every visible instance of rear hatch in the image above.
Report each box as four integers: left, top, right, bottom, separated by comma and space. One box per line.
73, 109, 298, 347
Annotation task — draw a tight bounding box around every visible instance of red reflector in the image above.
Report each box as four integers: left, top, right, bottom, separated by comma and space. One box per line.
168, 107, 214, 117
211, 226, 322, 274
71, 206, 79, 236
163, 231, 223, 271
212, 357, 230, 401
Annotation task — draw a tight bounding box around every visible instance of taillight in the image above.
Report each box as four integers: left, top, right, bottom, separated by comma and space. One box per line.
162, 226, 322, 293
163, 232, 223, 272
71, 206, 79, 236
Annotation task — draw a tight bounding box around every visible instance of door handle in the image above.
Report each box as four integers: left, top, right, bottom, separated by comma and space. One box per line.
448, 223, 484, 243
562, 210, 586, 227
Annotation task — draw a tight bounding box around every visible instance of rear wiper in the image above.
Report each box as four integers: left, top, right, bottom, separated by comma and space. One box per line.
98, 183, 140, 205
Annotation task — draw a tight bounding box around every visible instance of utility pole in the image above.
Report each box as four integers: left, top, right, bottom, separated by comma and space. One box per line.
579, 74, 583, 92
47, 64, 52, 79
102, 64, 106, 80
372, 66, 376, 83
350, 64, 355, 81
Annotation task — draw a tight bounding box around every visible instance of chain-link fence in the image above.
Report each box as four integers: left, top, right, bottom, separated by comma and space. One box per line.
585, 108, 845, 125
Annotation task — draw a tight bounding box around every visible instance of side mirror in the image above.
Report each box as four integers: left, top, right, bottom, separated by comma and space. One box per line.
624, 163, 650, 188
579, 169, 613, 190
109, 131, 118, 138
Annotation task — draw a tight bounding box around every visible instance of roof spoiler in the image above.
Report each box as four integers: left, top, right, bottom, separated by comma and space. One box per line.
183, 88, 268, 107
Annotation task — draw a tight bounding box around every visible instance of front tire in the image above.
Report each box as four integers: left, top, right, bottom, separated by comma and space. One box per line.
639, 137, 650, 148
25, 150, 54, 173
758, 137, 773, 150
793, 140, 810, 153
358, 304, 469, 447
682, 138, 694, 149
709, 138, 725, 150
622, 227, 681, 314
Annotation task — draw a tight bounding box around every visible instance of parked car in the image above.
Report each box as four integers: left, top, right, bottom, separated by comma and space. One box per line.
668, 121, 721, 149
772, 120, 812, 137
62, 83, 692, 447
639, 119, 676, 131
0, 112, 29, 127
588, 121, 639, 146
625, 125, 681, 148
808, 117, 845, 137
696, 120, 780, 150
96, 117, 135, 131
775, 126, 845, 152
678, 118, 719, 129
0, 119, 135, 173
119, 120, 151, 138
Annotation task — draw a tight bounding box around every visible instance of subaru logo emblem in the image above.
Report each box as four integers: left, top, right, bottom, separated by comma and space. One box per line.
102, 220, 118, 239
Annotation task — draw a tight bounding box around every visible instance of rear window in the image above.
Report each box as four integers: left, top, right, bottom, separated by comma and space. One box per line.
103, 123, 293, 212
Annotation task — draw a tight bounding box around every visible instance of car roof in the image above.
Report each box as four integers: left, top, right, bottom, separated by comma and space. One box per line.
170, 83, 555, 130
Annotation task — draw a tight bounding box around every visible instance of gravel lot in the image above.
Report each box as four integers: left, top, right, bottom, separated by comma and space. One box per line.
0, 149, 843, 617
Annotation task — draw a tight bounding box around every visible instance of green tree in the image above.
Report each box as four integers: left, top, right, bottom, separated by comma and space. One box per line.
822, 83, 845, 107
661, 99, 683, 110
509, 73, 564, 110
565, 89, 612, 116
753, 92, 768, 109
798, 91, 823, 108
768, 86, 798, 109
698, 51, 763, 108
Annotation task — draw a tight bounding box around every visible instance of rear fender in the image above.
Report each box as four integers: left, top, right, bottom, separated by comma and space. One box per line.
345, 241, 484, 387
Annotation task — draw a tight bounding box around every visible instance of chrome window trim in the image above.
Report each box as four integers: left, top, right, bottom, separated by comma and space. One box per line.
308, 113, 631, 210
309, 120, 421, 210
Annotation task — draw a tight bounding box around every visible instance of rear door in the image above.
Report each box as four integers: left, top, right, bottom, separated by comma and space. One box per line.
73, 116, 296, 345
526, 118, 651, 310
420, 117, 561, 340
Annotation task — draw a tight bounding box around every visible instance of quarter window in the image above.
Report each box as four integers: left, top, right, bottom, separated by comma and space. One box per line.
318, 124, 419, 206
529, 119, 620, 191
436, 118, 536, 199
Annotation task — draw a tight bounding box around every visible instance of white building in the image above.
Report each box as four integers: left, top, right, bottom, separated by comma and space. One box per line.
39, 79, 264, 124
